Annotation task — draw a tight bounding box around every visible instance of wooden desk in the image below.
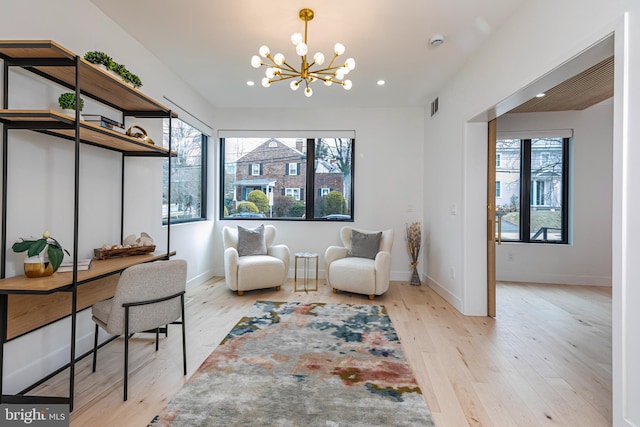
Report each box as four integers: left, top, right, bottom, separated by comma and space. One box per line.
1, 253, 173, 340
0, 252, 174, 407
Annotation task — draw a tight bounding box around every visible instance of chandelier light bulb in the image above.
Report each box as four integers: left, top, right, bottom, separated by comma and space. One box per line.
265, 68, 276, 79
261, 77, 271, 87
343, 80, 353, 90
295, 42, 308, 56
324, 78, 333, 86
251, 55, 262, 68
290, 81, 300, 91
345, 58, 356, 70
313, 52, 325, 65
274, 53, 285, 66
305, 87, 313, 97
334, 43, 345, 56
291, 32, 303, 45
342, 67, 350, 75
259, 45, 270, 58
335, 68, 346, 80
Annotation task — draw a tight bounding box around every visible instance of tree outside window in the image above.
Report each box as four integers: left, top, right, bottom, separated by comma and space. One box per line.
221, 136, 354, 220
162, 118, 207, 224
495, 137, 569, 243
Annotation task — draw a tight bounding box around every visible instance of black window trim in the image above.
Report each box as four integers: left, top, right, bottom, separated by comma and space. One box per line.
500, 137, 569, 244
162, 120, 208, 225
219, 137, 355, 222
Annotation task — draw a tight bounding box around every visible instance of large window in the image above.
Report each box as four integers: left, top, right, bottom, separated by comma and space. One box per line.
221, 137, 354, 220
495, 137, 569, 243
162, 118, 207, 224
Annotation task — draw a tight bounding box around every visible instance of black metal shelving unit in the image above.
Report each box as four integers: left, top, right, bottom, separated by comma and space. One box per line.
0, 40, 176, 411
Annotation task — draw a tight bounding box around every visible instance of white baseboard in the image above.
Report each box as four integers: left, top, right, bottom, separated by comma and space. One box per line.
426, 274, 463, 312
497, 272, 612, 286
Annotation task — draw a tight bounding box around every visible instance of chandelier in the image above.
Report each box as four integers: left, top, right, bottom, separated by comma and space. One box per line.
251, 8, 355, 97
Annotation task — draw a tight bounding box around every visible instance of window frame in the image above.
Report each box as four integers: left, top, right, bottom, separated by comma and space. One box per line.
497, 137, 569, 244
162, 117, 208, 225
220, 137, 355, 221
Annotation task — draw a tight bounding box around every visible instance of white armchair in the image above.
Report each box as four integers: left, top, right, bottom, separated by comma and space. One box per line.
324, 226, 394, 300
223, 224, 290, 295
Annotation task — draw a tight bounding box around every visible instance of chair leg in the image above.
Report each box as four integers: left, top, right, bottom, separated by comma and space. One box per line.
92, 324, 99, 373
332, 288, 338, 294
155, 328, 160, 351
369, 294, 375, 300
124, 308, 129, 401
275, 285, 281, 291
237, 290, 244, 296
181, 294, 187, 375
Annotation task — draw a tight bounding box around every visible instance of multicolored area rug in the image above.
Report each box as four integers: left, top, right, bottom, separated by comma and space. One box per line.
150, 301, 434, 426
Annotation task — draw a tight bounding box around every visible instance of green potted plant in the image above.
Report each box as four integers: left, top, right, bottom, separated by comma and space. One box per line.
84, 51, 112, 69
58, 92, 84, 117
110, 62, 143, 89
12, 230, 70, 277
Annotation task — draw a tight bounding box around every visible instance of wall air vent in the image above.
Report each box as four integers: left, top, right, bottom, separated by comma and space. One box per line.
430, 97, 439, 117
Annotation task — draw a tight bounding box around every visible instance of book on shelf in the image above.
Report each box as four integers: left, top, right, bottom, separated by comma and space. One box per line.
82, 114, 124, 131
57, 258, 93, 272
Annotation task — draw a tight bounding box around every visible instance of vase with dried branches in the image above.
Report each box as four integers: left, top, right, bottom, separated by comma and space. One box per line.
406, 221, 422, 286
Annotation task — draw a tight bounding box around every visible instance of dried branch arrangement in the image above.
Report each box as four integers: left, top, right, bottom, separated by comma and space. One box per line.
406, 221, 422, 285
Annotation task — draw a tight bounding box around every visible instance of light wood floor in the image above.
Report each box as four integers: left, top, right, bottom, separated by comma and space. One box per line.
30, 279, 612, 426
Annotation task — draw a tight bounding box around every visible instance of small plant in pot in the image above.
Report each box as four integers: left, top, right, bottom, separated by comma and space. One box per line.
110, 62, 143, 89
58, 92, 84, 117
12, 230, 70, 277
84, 51, 112, 69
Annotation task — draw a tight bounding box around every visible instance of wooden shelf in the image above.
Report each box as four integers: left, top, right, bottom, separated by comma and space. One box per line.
0, 110, 174, 155
0, 40, 174, 115
0, 252, 173, 294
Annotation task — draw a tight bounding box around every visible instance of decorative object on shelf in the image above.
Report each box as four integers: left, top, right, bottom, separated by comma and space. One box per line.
251, 8, 355, 97
58, 92, 84, 117
406, 221, 422, 286
83, 51, 112, 71
95, 232, 155, 259
12, 230, 70, 277
94, 245, 156, 260
126, 125, 154, 144
83, 50, 143, 88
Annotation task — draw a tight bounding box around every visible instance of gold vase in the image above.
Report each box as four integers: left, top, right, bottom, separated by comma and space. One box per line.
24, 254, 54, 278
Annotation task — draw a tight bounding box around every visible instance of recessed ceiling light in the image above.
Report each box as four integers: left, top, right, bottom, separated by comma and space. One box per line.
247, 81, 255, 86
535, 92, 545, 98
377, 80, 385, 86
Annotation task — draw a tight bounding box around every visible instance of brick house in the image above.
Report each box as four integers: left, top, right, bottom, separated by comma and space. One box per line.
233, 138, 344, 214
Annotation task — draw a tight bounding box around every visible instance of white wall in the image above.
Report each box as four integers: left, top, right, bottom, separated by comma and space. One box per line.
211, 107, 425, 282
495, 103, 613, 286
0, 0, 217, 393
423, 0, 637, 424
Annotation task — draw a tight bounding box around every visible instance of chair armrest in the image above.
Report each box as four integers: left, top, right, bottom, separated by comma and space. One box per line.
324, 246, 348, 286
374, 250, 392, 294
268, 244, 291, 280
224, 247, 239, 290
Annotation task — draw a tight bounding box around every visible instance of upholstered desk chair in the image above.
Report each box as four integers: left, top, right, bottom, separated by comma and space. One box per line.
325, 226, 394, 300
91, 259, 187, 401
223, 224, 290, 295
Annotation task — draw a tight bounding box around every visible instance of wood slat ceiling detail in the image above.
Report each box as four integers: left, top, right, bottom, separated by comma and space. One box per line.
509, 56, 614, 113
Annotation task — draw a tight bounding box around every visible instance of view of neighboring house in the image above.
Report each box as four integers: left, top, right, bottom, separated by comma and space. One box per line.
496, 137, 566, 241
225, 138, 345, 218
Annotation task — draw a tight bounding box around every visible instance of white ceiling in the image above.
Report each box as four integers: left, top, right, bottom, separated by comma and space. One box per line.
90, 0, 526, 109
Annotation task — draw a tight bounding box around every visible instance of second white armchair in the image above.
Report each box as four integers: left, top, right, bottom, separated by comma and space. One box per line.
325, 226, 394, 300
